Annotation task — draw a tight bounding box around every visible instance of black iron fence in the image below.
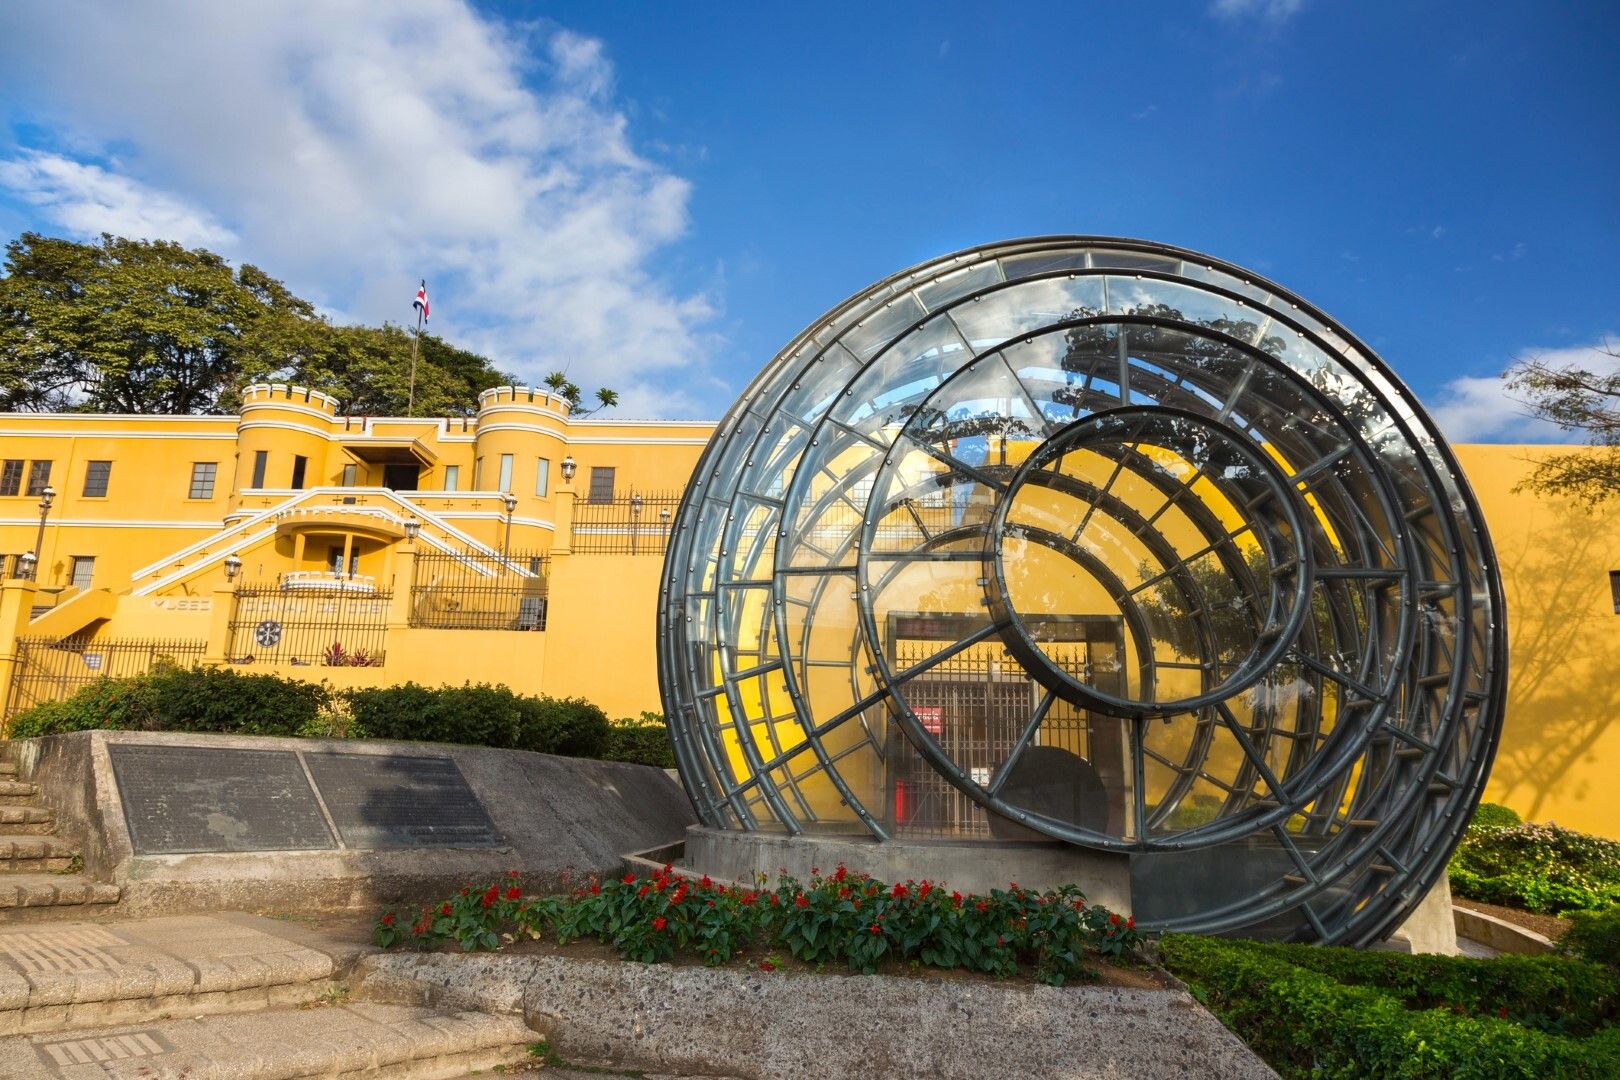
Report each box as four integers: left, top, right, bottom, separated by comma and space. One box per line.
3, 636, 206, 721
572, 491, 680, 555
410, 549, 549, 631
226, 582, 391, 666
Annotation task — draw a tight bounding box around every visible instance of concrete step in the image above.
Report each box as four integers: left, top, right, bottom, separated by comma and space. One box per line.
0, 761, 18, 777
0, 874, 120, 917
0, 1001, 533, 1079
0, 836, 80, 873
0, 914, 368, 1036
0, 806, 56, 835
0, 780, 40, 806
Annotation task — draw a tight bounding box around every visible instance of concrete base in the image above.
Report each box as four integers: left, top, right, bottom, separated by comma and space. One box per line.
682, 825, 1134, 913
1453, 901, 1554, 955
1390, 875, 1459, 956
6, 730, 696, 917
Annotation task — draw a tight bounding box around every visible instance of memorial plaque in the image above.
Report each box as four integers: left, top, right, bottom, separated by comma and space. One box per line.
109, 745, 337, 854
302, 752, 499, 848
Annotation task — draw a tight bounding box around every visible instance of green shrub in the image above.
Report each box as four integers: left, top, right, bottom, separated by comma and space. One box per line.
347, 682, 523, 748
1563, 908, 1620, 970
1469, 802, 1524, 832
515, 695, 609, 758
8, 667, 327, 738
1160, 934, 1620, 1079
1450, 820, 1620, 914
602, 713, 675, 768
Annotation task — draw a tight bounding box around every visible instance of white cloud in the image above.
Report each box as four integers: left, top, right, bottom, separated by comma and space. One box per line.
0, 151, 235, 248
0, 1, 719, 416
1210, 0, 1306, 21
1428, 336, 1620, 443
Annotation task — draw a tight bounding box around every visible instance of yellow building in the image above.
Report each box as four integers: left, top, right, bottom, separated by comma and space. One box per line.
0, 389, 1614, 838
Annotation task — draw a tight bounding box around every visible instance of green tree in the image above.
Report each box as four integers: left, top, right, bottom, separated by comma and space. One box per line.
1505, 343, 1620, 507
542, 370, 619, 417
0, 231, 518, 416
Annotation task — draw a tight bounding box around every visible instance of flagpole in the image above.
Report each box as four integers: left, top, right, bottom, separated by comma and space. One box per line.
407, 280, 423, 417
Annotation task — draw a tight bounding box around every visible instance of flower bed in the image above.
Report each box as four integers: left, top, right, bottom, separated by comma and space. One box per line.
375, 864, 1143, 987
1450, 805, 1620, 915
1160, 934, 1620, 1079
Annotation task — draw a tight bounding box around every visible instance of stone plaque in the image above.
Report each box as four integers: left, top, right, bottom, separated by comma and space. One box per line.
303, 752, 499, 848
109, 745, 337, 854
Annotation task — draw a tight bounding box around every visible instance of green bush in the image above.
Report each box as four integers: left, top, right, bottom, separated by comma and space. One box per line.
1469, 802, 1524, 833
1563, 908, 1620, 970
1450, 820, 1620, 914
602, 712, 675, 768
516, 695, 609, 758
1160, 934, 1620, 1079
9, 667, 327, 738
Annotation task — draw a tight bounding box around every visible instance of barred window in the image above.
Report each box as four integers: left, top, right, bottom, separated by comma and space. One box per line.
70, 556, 95, 590
25, 460, 52, 496
82, 461, 112, 498
341, 463, 358, 486
588, 466, 616, 504
0, 460, 21, 497
189, 463, 218, 499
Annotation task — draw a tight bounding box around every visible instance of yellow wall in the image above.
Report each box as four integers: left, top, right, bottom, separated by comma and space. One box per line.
1, 392, 1618, 837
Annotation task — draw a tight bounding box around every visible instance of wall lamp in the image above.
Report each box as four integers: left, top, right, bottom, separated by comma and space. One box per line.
560, 455, 577, 482
223, 553, 243, 582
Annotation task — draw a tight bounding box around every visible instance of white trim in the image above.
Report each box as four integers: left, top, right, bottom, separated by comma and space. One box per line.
570, 418, 719, 427
0, 413, 235, 423
0, 430, 237, 440
0, 518, 220, 529
564, 436, 711, 445
436, 513, 556, 529
470, 422, 569, 439
239, 402, 337, 423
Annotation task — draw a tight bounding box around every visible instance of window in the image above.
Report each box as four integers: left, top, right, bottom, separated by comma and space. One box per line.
25, 460, 52, 496
250, 450, 268, 488
341, 463, 357, 486
473, 457, 483, 489
70, 556, 95, 590
588, 466, 616, 504
0, 460, 21, 497
291, 455, 308, 489
535, 458, 550, 497
498, 454, 514, 492
189, 462, 218, 499
82, 461, 111, 498
1610, 571, 1620, 614
444, 465, 460, 491
327, 545, 360, 577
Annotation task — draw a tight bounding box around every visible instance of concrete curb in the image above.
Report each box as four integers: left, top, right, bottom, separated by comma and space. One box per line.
357, 951, 1279, 1080
1452, 904, 1556, 955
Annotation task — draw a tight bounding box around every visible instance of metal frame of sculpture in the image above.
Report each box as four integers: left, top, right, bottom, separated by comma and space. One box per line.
659, 236, 1505, 945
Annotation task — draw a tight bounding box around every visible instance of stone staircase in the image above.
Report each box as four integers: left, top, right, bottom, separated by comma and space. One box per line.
0, 913, 536, 1078
0, 758, 121, 918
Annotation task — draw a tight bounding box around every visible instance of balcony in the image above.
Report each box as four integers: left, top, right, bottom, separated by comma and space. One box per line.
281, 570, 381, 594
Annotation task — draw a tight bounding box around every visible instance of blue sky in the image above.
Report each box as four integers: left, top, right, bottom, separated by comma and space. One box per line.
0, 1, 1616, 437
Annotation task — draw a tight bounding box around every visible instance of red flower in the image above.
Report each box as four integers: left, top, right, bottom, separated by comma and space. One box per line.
652, 916, 667, 931
891, 883, 909, 899
869, 924, 881, 935
700, 875, 713, 888
505, 886, 521, 900
1125, 916, 1135, 930
975, 901, 990, 913
507, 869, 520, 878
1498, 1007, 1509, 1018
758, 959, 776, 971
623, 873, 637, 885
380, 913, 395, 926
440, 903, 452, 916
589, 884, 601, 896
1109, 913, 1121, 927
638, 884, 651, 897
795, 893, 809, 908
997, 935, 1005, 946
952, 891, 963, 906
833, 865, 848, 882
481, 885, 499, 908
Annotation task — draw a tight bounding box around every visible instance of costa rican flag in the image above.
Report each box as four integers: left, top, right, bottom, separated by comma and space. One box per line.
412, 281, 430, 323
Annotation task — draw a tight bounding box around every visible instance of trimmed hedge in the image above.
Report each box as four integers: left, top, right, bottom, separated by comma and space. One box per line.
1563, 907, 1620, 970
8, 667, 328, 739
1160, 934, 1620, 1079
6, 668, 672, 769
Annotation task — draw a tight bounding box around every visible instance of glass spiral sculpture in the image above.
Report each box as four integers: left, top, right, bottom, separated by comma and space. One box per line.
659, 237, 1505, 944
